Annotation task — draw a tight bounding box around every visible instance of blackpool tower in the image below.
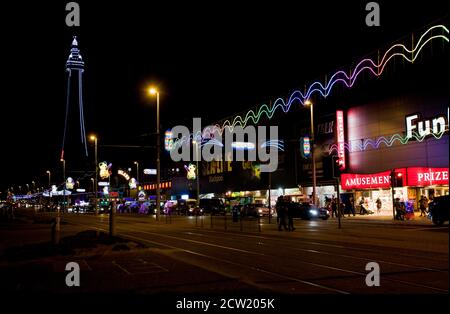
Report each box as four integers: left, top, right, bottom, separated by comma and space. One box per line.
61, 36, 88, 161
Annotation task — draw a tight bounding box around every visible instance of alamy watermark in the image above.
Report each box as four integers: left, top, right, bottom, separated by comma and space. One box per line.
170, 118, 279, 172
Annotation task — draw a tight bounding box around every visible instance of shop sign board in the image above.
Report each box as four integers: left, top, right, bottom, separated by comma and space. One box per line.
341, 171, 391, 190
406, 167, 449, 186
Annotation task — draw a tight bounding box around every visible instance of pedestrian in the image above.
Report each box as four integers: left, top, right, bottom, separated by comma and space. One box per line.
331, 196, 338, 218
347, 196, 355, 217
276, 198, 288, 231
419, 195, 428, 217
287, 203, 295, 231
376, 197, 382, 214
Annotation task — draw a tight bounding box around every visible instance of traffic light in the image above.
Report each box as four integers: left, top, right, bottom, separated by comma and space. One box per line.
392, 172, 403, 187
332, 156, 342, 178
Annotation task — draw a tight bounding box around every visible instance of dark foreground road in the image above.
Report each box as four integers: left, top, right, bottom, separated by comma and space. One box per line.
0, 212, 448, 311
3, 212, 446, 294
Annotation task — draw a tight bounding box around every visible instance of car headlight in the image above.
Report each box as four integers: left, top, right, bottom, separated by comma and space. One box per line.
309, 209, 318, 216
258, 209, 262, 213
189, 208, 193, 212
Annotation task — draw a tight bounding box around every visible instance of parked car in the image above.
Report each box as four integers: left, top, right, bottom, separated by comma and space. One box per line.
199, 198, 225, 215
288, 202, 330, 220
178, 199, 199, 215
428, 195, 449, 225
240, 204, 259, 217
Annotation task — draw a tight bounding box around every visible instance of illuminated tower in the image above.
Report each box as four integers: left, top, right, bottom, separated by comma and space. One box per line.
61, 36, 88, 160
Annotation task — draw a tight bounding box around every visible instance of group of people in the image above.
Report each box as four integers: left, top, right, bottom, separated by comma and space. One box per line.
275, 196, 295, 231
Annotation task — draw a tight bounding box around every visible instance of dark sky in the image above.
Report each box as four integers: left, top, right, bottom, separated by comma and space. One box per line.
0, 0, 447, 192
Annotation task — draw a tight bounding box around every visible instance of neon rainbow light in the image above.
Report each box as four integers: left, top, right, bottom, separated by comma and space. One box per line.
171, 25, 448, 149
328, 131, 448, 154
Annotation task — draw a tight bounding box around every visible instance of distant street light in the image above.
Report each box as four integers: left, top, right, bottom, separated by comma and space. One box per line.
134, 161, 139, 186
46, 170, 51, 187
304, 100, 317, 206
192, 140, 200, 205
148, 86, 161, 221
90, 135, 98, 214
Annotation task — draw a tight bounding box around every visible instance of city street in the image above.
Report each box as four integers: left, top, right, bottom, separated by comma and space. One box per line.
2, 212, 446, 295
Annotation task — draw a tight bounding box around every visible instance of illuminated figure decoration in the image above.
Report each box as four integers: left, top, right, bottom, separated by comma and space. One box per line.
185, 164, 197, 180
99, 162, 112, 179
170, 25, 449, 150
129, 178, 138, 189
65, 177, 75, 190
300, 137, 311, 158
61, 36, 88, 160
51, 185, 58, 195
164, 130, 174, 151
138, 190, 146, 200
102, 186, 109, 195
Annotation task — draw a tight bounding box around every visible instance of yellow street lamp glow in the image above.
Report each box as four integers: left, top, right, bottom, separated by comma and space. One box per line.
134, 161, 138, 165
46, 170, 51, 174
304, 100, 313, 106
148, 87, 158, 95
89, 135, 97, 141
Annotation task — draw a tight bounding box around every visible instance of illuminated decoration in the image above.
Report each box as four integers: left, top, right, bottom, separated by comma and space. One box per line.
336, 110, 346, 169
65, 177, 75, 190
138, 190, 146, 200
300, 137, 311, 158
341, 171, 392, 190
171, 25, 449, 150
406, 167, 449, 186
98, 182, 109, 187
118, 169, 130, 181
231, 142, 256, 150
102, 186, 109, 195
329, 130, 448, 154
76, 189, 86, 192
261, 140, 284, 151
144, 169, 157, 175
185, 164, 197, 180
51, 185, 58, 195
99, 161, 112, 179
164, 130, 174, 151
252, 164, 261, 179
61, 36, 88, 160
181, 194, 189, 200
129, 178, 138, 189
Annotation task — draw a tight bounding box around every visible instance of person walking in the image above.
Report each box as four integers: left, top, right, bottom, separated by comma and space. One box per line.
331, 196, 338, 218
276, 197, 288, 231
287, 203, 295, 231
375, 198, 382, 214
419, 195, 428, 217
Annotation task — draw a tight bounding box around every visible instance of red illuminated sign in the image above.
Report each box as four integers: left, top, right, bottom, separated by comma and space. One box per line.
341, 171, 391, 190
336, 110, 346, 170
406, 167, 449, 186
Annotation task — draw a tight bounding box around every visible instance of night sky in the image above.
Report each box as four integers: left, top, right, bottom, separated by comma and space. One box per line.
0, 0, 447, 192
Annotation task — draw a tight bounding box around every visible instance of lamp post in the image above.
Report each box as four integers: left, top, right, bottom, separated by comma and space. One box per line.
305, 100, 317, 206
149, 87, 161, 221
134, 161, 139, 186
90, 135, 98, 214
31, 181, 36, 193
46, 170, 51, 188
192, 140, 200, 205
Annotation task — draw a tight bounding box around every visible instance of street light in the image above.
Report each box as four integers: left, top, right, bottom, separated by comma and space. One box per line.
31, 181, 36, 192
134, 161, 139, 186
304, 100, 317, 206
90, 135, 98, 214
148, 86, 161, 221
46, 170, 51, 187
192, 140, 200, 205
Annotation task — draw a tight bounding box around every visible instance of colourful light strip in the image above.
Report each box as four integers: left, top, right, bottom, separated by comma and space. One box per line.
172, 25, 448, 149
328, 131, 448, 154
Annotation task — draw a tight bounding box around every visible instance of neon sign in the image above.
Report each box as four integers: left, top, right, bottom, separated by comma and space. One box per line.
336, 110, 346, 170
165, 130, 174, 151
171, 25, 449, 150
231, 142, 256, 150
300, 137, 311, 158
407, 167, 449, 186
405, 113, 447, 139
118, 170, 130, 181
